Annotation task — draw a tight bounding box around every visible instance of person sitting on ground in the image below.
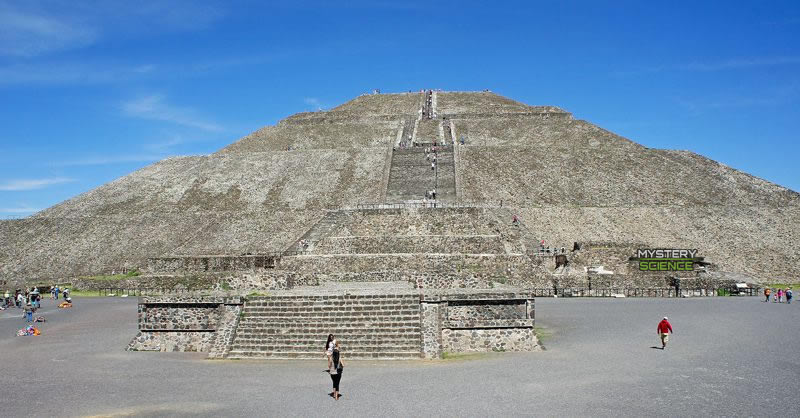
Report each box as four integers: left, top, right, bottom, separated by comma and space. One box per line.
59, 298, 73, 308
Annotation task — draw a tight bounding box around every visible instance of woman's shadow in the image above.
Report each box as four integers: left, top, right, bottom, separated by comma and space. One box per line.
328, 392, 345, 399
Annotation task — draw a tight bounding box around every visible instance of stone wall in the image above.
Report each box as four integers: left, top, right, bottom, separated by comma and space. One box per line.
420, 292, 537, 357
127, 296, 242, 354
280, 253, 532, 276
311, 236, 506, 255
442, 328, 537, 352
146, 255, 280, 274
69, 271, 301, 292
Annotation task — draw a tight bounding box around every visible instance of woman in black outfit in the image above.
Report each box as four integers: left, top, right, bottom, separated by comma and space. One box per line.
329, 341, 345, 400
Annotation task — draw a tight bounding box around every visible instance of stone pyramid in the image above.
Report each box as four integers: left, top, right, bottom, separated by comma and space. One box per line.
1, 91, 797, 285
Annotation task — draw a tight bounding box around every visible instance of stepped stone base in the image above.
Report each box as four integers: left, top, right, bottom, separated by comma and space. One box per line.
126, 296, 243, 358
127, 289, 537, 360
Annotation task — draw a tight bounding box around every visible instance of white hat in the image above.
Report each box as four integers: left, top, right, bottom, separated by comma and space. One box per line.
663, 316, 668, 320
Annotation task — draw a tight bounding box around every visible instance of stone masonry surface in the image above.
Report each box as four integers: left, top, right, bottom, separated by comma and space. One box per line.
127, 291, 536, 359
2, 91, 798, 284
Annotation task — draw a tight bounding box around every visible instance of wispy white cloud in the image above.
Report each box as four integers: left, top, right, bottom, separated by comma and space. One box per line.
0, 206, 41, 215
0, 6, 96, 57
0, 62, 156, 85
52, 154, 164, 167
614, 56, 800, 76
678, 56, 800, 72
674, 82, 799, 113
122, 94, 223, 132
304, 97, 324, 111
144, 135, 186, 153
0, 177, 75, 191
0, 1, 225, 58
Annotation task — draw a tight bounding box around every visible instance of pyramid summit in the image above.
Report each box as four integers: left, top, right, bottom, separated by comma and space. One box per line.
1, 90, 798, 287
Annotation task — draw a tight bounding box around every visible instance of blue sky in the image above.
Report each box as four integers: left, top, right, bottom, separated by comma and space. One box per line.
1, 0, 798, 217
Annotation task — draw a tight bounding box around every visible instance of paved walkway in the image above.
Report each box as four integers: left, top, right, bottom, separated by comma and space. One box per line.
0, 296, 797, 417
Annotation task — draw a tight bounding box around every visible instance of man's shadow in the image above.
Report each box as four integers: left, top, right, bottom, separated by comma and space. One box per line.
328, 392, 345, 399
650, 346, 664, 350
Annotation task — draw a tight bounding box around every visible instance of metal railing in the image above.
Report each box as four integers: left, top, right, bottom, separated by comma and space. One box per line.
350, 201, 499, 210
96, 287, 200, 297
529, 287, 762, 298
91, 286, 763, 298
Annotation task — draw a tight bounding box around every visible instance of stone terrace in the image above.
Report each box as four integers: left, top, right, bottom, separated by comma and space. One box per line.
292, 207, 527, 256
217, 121, 400, 153
329, 92, 422, 116
437, 91, 567, 116
453, 114, 576, 147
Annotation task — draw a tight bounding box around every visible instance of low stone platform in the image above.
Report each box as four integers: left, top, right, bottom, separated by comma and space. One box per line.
127, 287, 537, 359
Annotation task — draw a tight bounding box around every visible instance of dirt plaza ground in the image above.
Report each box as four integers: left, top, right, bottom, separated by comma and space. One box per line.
1, 295, 797, 417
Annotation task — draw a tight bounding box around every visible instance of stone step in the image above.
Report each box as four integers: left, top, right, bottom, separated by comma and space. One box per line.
238, 318, 420, 325
236, 323, 421, 331
240, 314, 420, 325
233, 332, 420, 341
236, 327, 420, 335
243, 306, 419, 315
226, 350, 422, 360
244, 306, 419, 312
232, 339, 420, 349
247, 295, 419, 301
244, 300, 419, 306
230, 343, 420, 352
242, 308, 420, 316
241, 317, 420, 324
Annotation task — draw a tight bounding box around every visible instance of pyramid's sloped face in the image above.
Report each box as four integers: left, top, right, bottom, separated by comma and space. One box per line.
329, 92, 421, 115
1, 91, 799, 281
437, 92, 566, 115
457, 119, 798, 207
219, 92, 569, 154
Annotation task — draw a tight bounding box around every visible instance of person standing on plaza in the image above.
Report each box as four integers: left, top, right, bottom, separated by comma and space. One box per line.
329, 341, 345, 400
786, 288, 793, 304
764, 287, 771, 302
777, 288, 784, 303
657, 317, 673, 349
23, 303, 34, 322
325, 334, 336, 371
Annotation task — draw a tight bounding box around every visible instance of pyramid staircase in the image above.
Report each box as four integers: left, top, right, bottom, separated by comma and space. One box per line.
226, 293, 423, 359
283, 211, 348, 254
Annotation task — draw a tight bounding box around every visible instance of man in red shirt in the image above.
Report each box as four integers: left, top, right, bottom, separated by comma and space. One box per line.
657, 317, 673, 349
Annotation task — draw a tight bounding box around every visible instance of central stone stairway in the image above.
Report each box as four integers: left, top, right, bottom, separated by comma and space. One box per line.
226, 293, 423, 359
283, 210, 348, 254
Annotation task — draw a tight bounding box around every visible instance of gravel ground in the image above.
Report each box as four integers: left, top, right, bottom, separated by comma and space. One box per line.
0, 296, 797, 417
